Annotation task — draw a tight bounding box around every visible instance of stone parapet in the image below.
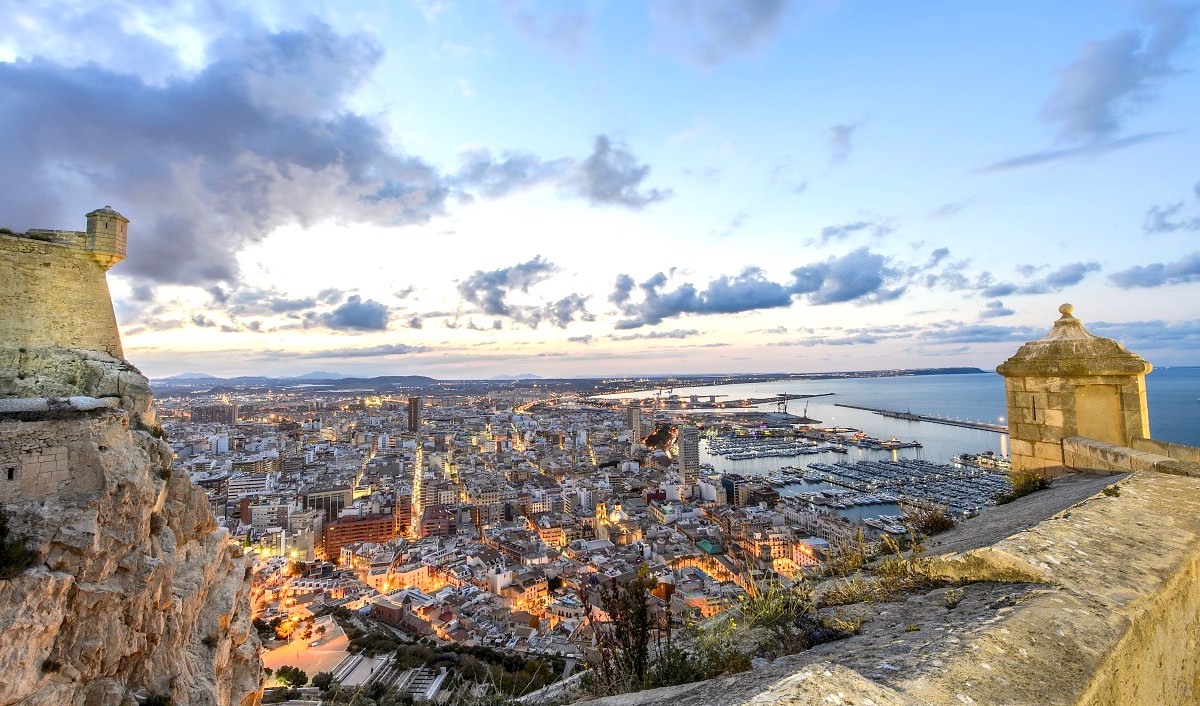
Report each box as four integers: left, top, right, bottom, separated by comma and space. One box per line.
1064, 436, 1200, 478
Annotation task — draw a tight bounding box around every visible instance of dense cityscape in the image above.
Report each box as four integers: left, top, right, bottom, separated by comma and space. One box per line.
157, 373, 1015, 701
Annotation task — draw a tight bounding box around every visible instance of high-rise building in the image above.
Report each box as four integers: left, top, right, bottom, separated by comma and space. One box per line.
678, 425, 700, 486
408, 397, 422, 433
190, 403, 239, 425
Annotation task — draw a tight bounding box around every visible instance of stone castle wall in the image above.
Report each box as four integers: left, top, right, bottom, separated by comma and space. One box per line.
0, 414, 112, 503
0, 233, 123, 357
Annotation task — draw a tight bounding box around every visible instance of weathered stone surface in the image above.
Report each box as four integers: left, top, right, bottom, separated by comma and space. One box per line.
0, 365, 261, 706
0, 346, 156, 429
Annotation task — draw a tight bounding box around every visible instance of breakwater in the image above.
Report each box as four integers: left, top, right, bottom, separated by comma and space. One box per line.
834, 403, 1008, 434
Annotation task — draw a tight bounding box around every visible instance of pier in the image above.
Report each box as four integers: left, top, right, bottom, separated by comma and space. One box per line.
834, 403, 1008, 434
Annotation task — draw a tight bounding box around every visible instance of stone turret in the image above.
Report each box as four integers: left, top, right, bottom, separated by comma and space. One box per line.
0, 207, 128, 357
85, 205, 128, 268
997, 303, 1151, 474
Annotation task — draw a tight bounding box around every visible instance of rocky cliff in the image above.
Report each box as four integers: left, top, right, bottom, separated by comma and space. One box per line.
0, 346, 262, 706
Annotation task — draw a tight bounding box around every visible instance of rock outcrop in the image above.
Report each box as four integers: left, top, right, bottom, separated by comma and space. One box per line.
0, 346, 262, 706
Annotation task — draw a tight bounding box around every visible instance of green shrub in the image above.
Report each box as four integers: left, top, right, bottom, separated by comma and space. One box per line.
943, 587, 965, 609
996, 470, 1051, 504
143, 695, 172, 706
1102, 485, 1120, 497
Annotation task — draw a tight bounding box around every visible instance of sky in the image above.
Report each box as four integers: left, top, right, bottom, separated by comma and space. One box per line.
2, 0, 1200, 379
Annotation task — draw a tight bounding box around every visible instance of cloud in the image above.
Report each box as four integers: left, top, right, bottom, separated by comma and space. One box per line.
613, 267, 793, 328
264, 342, 429, 360
456, 258, 593, 328
928, 201, 968, 220
816, 219, 895, 244
712, 212, 748, 238
610, 329, 702, 341
0, 21, 452, 287
612, 249, 906, 328
567, 334, 594, 344
320, 295, 391, 331
458, 257, 558, 316
1042, 2, 1197, 142
978, 132, 1169, 173
576, 135, 671, 209
919, 324, 1040, 345
453, 146, 572, 197
980, 261, 1102, 296
790, 247, 905, 305
1143, 200, 1200, 233
828, 123, 858, 165
650, 0, 788, 67
980, 300, 1014, 319
1110, 251, 1200, 288
1088, 318, 1200, 349
768, 333, 881, 347
502, 1, 591, 54
406, 316, 424, 329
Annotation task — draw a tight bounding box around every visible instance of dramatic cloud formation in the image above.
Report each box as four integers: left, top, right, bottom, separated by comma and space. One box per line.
1041, 2, 1197, 141
1110, 251, 1200, 288
577, 136, 672, 208
320, 295, 391, 331
611, 248, 906, 328
651, 0, 788, 67
0, 22, 670, 291
828, 123, 858, 165
0, 22, 449, 286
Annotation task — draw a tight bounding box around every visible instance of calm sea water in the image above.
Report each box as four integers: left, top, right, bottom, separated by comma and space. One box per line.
602, 368, 1200, 473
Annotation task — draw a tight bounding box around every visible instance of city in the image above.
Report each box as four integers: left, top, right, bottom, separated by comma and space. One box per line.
157, 373, 1018, 701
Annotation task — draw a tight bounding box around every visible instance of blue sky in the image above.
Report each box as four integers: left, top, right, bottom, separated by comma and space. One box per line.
2, 0, 1199, 378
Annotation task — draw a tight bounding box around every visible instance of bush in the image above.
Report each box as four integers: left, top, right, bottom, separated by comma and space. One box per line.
943, 587, 965, 609
41, 659, 62, 672
1102, 485, 1120, 497
0, 510, 37, 580
143, 695, 172, 706
996, 470, 1050, 504
903, 505, 956, 536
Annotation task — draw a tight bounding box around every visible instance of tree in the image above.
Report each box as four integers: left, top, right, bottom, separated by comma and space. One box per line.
275, 664, 308, 688
310, 671, 335, 690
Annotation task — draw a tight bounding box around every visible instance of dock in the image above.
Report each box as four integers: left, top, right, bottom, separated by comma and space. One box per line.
834, 403, 1008, 434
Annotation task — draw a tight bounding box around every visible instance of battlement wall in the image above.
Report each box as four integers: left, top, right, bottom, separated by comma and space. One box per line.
0, 232, 124, 357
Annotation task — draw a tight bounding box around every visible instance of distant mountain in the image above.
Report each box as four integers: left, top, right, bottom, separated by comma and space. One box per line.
296, 371, 349, 380
160, 372, 218, 380
489, 373, 543, 380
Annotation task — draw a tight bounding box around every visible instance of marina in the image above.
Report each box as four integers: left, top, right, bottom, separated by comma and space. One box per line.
794, 458, 1012, 518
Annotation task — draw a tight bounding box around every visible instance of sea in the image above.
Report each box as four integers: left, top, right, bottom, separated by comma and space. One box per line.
599, 367, 1200, 522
